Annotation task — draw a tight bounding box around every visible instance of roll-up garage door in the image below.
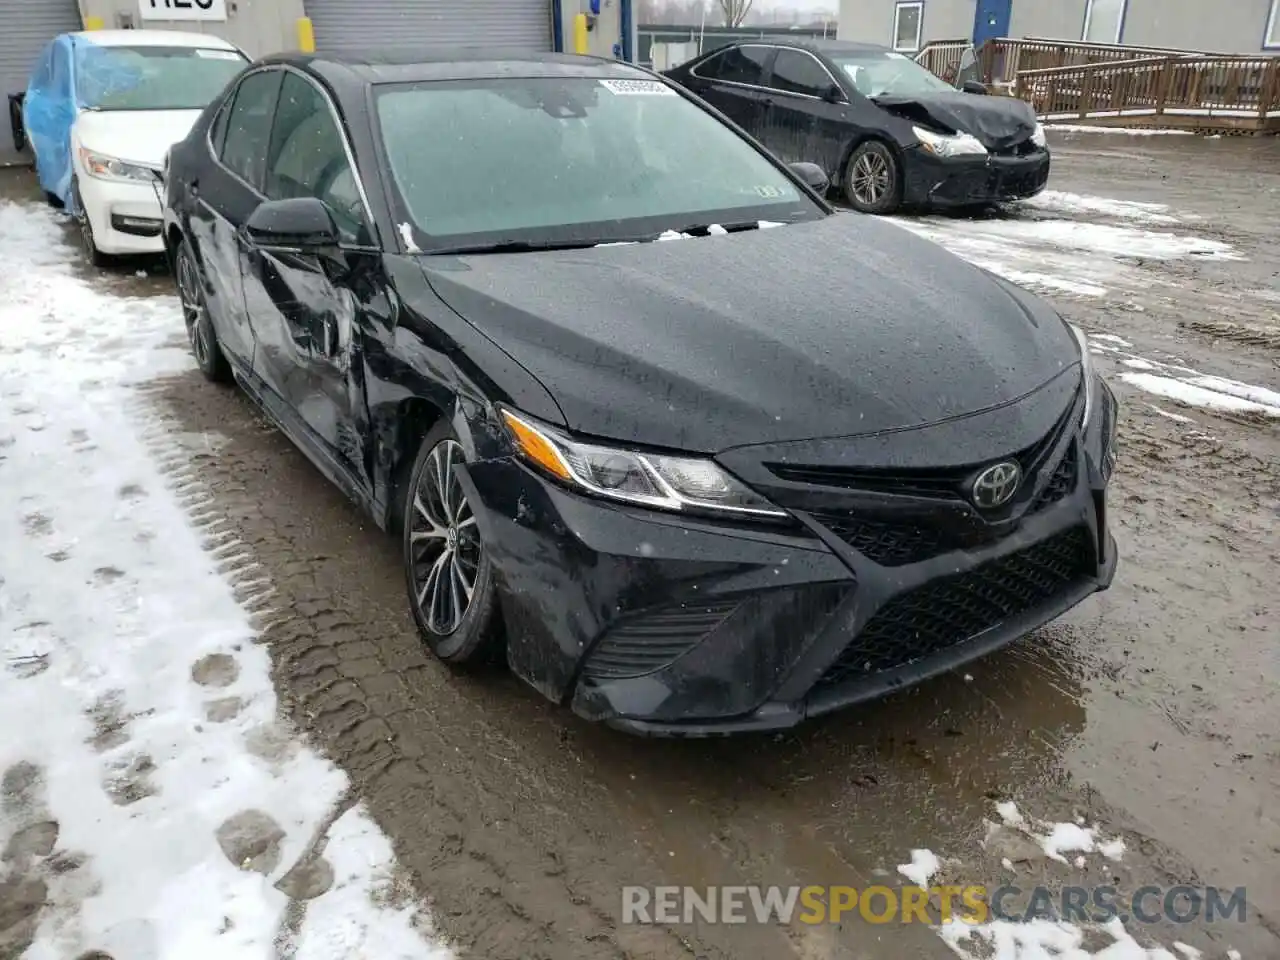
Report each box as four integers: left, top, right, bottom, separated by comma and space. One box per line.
1, 0, 83, 165
306, 0, 553, 59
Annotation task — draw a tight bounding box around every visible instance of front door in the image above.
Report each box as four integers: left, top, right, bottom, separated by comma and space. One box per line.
685, 44, 776, 136
972, 0, 1012, 48
762, 48, 848, 177
240, 70, 375, 483
187, 68, 284, 371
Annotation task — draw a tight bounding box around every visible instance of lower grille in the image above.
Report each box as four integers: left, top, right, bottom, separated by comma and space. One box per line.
581, 600, 741, 680
814, 526, 1092, 690
815, 514, 950, 567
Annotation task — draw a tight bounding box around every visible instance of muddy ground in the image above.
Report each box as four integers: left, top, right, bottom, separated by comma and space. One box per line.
2, 131, 1277, 959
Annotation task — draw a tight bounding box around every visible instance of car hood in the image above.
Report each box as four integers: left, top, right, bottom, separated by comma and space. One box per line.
876, 91, 1038, 151
421, 215, 1078, 454
73, 108, 202, 168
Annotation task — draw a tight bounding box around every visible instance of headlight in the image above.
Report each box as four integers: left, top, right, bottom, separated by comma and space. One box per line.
912, 125, 987, 158
500, 409, 787, 519
79, 146, 159, 183
1067, 322, 1096, 426
1030, 122, 1047, 148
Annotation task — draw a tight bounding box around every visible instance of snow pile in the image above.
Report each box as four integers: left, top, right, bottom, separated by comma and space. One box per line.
897, 849, 941, 887
1045, 124, 1195, 136
940, 916, 1198, 960
0, 200, 451, 958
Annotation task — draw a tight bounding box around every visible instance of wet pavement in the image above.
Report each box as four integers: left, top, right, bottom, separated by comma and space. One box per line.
2, 130, 1277, 959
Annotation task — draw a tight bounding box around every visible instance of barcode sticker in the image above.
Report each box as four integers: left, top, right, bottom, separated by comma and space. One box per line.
599, 79, 676, 96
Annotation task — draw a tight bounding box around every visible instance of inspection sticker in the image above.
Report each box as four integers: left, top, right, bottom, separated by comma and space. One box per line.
599, 79, 676, 96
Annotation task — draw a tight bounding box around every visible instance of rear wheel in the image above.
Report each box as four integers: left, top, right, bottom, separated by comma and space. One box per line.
403, 423, 502, 666
844, 141, 902, 214
175, 238, 231, 383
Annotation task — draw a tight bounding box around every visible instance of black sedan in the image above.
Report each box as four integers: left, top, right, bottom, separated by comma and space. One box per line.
162, 51, 1116, 736
665, 39, 1050, 214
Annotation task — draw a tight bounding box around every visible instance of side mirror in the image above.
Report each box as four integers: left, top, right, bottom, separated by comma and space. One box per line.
822, 83, 845, 104
788, 161, 830, 194
245, 196, 340, 252
961, 80, 988, 95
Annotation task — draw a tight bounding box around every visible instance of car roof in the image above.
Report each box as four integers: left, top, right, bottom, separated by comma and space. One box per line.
67, 28, 239, 50
730, 37, 892, 55
258, 50, 650, 86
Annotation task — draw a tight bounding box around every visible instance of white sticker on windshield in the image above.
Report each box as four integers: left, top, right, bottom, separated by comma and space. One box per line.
195, 49, 243, 60
598, 79, 676, 96
886, 52, 910, 60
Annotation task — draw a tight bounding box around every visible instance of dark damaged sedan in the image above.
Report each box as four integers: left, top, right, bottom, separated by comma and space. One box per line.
162, 51, 1117, 736
665, 39, 1050, 214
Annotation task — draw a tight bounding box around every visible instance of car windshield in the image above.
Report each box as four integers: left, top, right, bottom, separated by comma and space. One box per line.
375, 76, 823, 251
75, 44, 247, 111
830, 50, 955, 98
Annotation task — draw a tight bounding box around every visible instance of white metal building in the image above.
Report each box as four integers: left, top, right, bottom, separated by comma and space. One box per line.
4, 0, 632, 164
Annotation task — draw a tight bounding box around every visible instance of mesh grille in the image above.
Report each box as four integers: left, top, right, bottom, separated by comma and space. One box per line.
582, 600, 741, 680
814, 526, 1091, 690
1030, 443, 1077, 514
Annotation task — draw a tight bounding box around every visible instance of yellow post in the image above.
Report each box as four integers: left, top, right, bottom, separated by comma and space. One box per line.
83, 16, 105, 30
572, 13, 590, 55
296, 17, 316, 54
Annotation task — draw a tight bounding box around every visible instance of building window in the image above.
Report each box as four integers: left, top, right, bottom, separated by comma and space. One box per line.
1266, 0, 1280, 49
1081, 0, 1127, 44
893, 1, 924, 52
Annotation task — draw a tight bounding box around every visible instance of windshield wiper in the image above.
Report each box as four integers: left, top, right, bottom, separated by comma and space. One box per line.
426, 238, 620, 256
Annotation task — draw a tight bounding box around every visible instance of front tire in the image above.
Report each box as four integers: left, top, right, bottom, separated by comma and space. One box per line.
174, 238, 231, 383
844, 141, 903, 214
71, 178, 111, 268
403, 423, 502, 665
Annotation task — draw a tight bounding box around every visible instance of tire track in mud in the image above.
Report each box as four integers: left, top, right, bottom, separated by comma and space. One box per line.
128, 374, 720, 960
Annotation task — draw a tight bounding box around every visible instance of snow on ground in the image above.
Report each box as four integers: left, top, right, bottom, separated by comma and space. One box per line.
1046, 125, 1195, 137
884, 206, 1239, 301
0, 200, 451, 958
918, 802, 1242, 960
896, 849, 941, 887
1025, 191, 1180, 225
1086, 334, 1280, 418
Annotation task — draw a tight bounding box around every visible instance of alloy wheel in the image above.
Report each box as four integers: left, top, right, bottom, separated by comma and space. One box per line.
176, 249, 209, 367
851, 151, 890, 207
409, 439, 481, 635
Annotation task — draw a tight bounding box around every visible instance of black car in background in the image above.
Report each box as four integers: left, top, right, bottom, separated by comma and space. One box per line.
664, 39, 1050, 214
162, 51, 1115, 736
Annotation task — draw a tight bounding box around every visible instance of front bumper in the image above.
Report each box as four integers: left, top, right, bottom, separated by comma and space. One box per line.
465, 385, 1116, 736
904, 146, 1051, 208
78, 173, 165, 255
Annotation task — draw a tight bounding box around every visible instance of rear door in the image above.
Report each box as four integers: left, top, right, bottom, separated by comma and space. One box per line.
762, 48, 850, 177
684, 44, 775, 137
186, 67, 284, 371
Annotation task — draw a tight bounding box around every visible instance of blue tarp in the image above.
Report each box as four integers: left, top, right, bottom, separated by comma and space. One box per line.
23, 35, 145, 213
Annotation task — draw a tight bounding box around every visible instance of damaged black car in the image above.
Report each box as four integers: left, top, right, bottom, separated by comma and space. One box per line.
664, 39, 1050, 214
162, 51, 1115, 737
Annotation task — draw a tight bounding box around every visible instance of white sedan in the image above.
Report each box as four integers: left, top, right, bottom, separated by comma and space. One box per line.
23, 29, 247, 264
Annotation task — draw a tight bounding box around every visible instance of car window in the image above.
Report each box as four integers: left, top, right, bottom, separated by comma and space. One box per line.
220, 70, 283, 191
73, 44, 247, 111
209, 98, 231, 156
770, 50, 834, 98
695, 45, 771, 86
376, 76, 822, 249
264, 73, 368, 241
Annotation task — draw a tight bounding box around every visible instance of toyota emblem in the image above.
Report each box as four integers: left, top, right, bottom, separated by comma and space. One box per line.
971, 461, 1021, 509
